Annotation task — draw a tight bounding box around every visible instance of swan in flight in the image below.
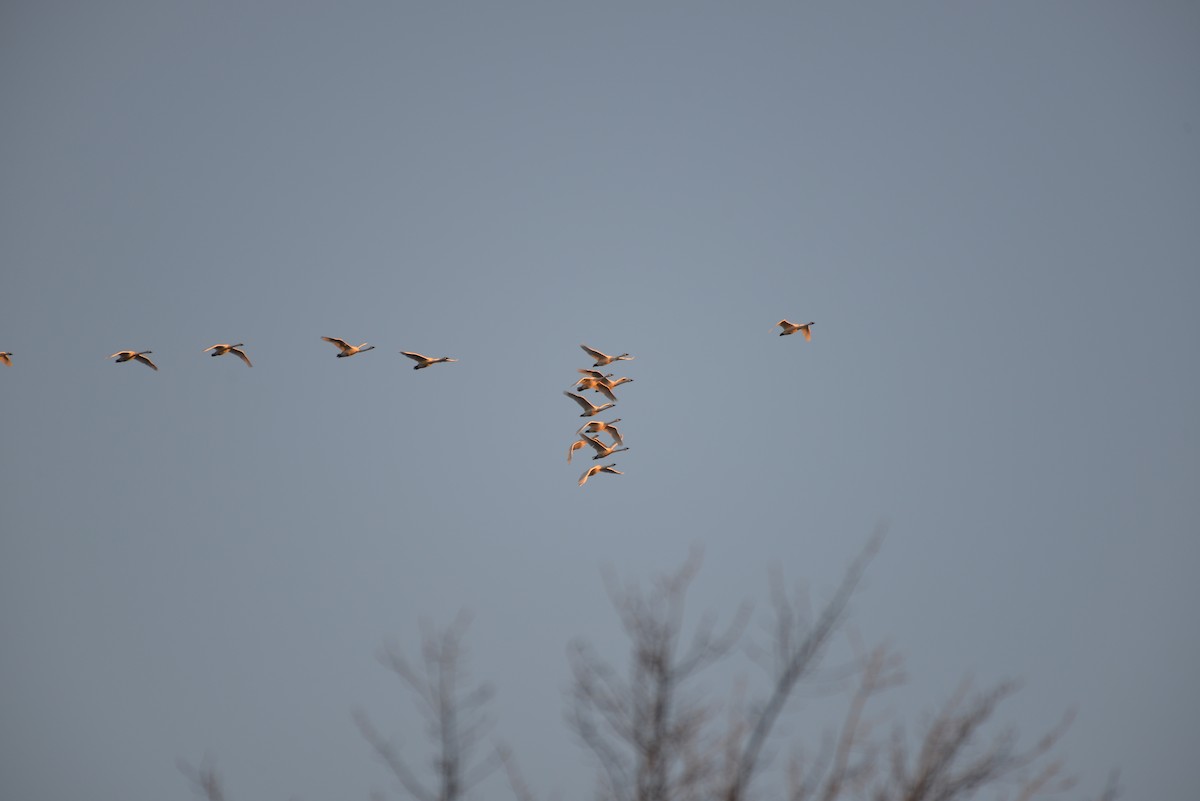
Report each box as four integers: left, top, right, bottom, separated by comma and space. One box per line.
580, 433, 629, 460
203, 343, 252, 367
580, 344, 635, 366
579, 463, 622, 487
775, 320, 814, 340
0, 352, 11, 366
110, 350, 158, 371
577, 418, 623, 446
563, 391, 615, 417
400, 351, 457, 370
323, 337, 376, 358
576, 375, 633, 400
575, 376, 617, 402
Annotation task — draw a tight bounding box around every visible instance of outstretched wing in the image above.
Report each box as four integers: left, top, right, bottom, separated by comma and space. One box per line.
604, 424, 623, 446
323, 337, 351, 352
231, 347, 252, 367
591, 382, 617, 402
400, 351, 428, 364
563, 391, 595, 412
582, 434, 609, 455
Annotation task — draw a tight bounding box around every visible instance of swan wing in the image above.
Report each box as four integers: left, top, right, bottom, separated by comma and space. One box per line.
583, 434, 609, 455
563, 391, 595, 412
592, 382, 617, 402
604, 425, 623, 446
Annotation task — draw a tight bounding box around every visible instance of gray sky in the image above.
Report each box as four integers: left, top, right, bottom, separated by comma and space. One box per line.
1, 2, 1197, 799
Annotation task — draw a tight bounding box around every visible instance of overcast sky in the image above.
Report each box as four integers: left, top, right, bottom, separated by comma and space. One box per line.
2, 2, 1197, 799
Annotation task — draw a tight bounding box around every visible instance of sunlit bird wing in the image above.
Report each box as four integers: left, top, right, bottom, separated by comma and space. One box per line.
580, 344, 606, 361
563, 391, 597, 413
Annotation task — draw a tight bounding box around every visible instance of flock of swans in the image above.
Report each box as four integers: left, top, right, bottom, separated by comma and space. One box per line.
66, 337, 459, 371
0, 337, 451, 371
563, 323, 813, 487
2, 321, 814, 486
567, 345, 637, 487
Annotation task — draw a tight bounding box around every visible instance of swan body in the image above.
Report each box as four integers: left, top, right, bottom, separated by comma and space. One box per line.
203, 343, 252, 367
578, 418, 623, 446
579, 463, 622, 487
0, 352, 11, 367
400, 351, 457, 370
580, 344, 634, 367
110, 350, 158, 371
323, 337, 376, 357
776, 320, 814, 340
563, 391, 615, 417
578, 374, 633, 402
575, 377, 617, 401
581, 433, 629, 460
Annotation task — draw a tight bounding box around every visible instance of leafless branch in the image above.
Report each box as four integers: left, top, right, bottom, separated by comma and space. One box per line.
568, 547, 750, 801
872, 678, 1081, 801
356, 611, 501, 801
722, 531, 885, 801
178, 755, 225, 801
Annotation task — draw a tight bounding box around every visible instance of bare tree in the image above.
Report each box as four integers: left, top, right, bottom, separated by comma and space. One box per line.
565, 546, 751, 801
871, 680, 1120, 801
717, 533, 889, 801
178, 755, 225, 801
183, 536, 1117, 801
560, 535, 890, 801
354, 611, 502, 801
556, 532, 1114, 801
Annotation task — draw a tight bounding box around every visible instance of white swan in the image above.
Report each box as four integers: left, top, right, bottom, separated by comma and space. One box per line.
579, 463, 622, 487
581, 433, 629, 460
575, 375, 633, 402
400, 351, 457, 370
203, 343, 252, 367
577, 418, 623, 446
775, 320, 814, 340
110, 350, 158, 371
563, 391, 615, 417
323, 337, 376, 358
580, 344, 634, 366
